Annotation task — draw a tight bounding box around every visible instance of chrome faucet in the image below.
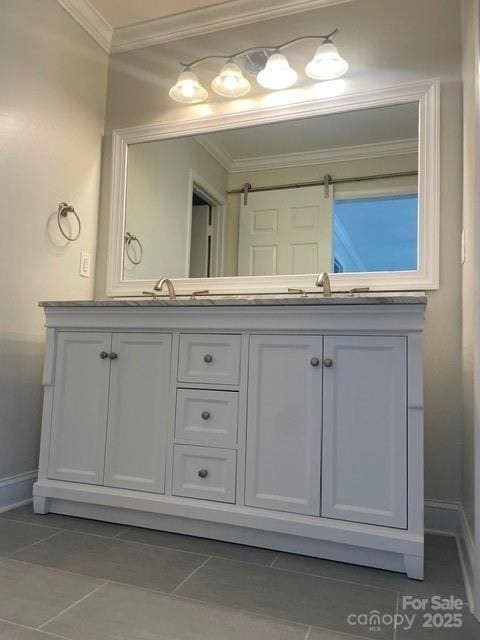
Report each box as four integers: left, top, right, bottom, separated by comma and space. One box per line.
153, 278, 176, 300
315, 272, 331, 297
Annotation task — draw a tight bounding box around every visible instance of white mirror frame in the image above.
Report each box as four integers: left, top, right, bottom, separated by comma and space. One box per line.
107, 78, 439, 296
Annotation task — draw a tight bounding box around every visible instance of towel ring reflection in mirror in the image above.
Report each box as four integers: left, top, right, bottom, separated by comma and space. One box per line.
124, 232, 143, 265
57, 202, 81, 242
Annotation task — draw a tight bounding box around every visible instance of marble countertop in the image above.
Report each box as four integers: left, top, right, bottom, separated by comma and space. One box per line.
40, 292, 427, 308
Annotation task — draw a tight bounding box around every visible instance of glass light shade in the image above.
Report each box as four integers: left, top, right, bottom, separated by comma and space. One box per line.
305, 42, 349, 80
211, 62, 251, 97
256, 53, 298, 90
169, 70, 208, 103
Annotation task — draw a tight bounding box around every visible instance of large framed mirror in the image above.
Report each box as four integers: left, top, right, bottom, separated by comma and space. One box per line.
107, 79, 439, 296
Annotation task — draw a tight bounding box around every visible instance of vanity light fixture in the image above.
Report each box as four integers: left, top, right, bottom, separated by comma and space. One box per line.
256, 53, 298, 90
169, 29, 347, 103
168, 70, 208, 104
305, 40, 349, 80
211, 61, 251, 97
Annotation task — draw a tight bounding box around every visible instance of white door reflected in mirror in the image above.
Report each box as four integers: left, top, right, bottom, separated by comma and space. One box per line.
238, 186, 332, 276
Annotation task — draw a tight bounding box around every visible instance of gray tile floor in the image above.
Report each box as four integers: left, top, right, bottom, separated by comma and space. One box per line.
0, 505, 478, 639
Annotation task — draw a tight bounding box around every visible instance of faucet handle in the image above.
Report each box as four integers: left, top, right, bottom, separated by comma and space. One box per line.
288, 288, 307, 298
190, 290, 210, 299
142, 291, 158, 300
143, 290, 155, 295
349, 287, 370, 295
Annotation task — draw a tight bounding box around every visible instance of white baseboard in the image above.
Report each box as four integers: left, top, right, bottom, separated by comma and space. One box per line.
424, 499, 460, 534
0, 471, 37, 513
457, 503, 476, 613
424, 499, 476, 615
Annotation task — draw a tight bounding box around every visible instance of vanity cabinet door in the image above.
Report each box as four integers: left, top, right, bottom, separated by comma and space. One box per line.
48, 332, 111, 484
104, 333, 172, 493
245, 335, 323, 515
321, 335, 407, 528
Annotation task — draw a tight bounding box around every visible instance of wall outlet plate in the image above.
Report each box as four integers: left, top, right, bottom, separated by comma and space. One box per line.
79, 251, 91, 278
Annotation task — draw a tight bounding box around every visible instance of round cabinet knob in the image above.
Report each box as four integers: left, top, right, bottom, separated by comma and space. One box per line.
99, 351, 109, 359
109, 352, 118, 360
310, 357, 320, 367
198, 469, 208, 479
203, 354, 213, 363
323, 358, 333, 368
201, 411, 210, 420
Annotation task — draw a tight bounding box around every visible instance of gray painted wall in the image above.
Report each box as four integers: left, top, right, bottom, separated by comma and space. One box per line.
0, 0, 108, 485
460, 0, 479, 539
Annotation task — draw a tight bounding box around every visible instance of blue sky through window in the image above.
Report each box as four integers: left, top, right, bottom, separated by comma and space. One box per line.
333, 194, 418, 273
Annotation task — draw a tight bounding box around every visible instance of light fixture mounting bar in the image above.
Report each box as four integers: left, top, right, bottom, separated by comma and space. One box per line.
179, 29, 339, 69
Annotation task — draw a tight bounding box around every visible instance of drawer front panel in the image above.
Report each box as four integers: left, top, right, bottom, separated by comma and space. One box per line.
172, 445, 236, 503
175, 389, 238, 448
178, 334, 241, 385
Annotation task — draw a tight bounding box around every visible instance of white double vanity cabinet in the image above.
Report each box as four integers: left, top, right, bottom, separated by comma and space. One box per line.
34, 296, 425, 579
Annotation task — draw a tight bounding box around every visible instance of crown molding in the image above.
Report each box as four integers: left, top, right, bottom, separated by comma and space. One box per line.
230, 138, 419, 172
56, 0, 113, 52
55, 0, 353, 55
110, 0, 353, 54
196, 137, 418, 173
194, 136, 233, 171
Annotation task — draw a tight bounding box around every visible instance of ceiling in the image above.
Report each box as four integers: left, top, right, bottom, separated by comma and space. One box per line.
198, 102, 419, 160
91, 0, 235, 29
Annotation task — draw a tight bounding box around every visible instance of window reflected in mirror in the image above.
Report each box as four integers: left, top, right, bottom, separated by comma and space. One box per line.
333, 193, 418, 273
122, 102, 419, 281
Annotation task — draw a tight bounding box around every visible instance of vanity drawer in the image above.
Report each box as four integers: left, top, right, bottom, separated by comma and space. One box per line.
175, 389, 238, 448
172, 445, 236, 503
178, 334, 241, 385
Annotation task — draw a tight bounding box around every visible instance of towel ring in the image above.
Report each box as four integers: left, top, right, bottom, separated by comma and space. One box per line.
124, 232, 143, 265
57, 202, 81, 241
